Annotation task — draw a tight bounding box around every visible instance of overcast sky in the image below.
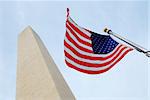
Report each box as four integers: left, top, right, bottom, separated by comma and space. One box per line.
0, 1, 149, 100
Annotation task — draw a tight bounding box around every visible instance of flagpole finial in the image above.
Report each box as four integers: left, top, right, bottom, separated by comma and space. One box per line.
104, 28, 112, 34
67, 8, 70, 17
145, 51, 150, 57
104, 28, 108, 33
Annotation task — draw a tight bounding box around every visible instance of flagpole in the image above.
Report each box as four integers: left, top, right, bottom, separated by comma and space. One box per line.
104, 28, 150, 57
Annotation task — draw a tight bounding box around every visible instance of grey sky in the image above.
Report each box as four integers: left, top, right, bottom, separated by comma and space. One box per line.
0, 1, 149, 100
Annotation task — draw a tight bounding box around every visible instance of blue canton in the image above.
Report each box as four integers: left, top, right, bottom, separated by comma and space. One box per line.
91, 32, 119, 54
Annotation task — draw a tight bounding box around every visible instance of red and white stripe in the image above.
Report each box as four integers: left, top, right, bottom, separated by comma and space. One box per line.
64, 16, 133, 74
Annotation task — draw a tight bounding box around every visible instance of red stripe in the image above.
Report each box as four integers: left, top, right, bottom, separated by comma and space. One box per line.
64, 40, 123, 60
65, 48, 133, 74
66, 31, 93, 53
66, 24, 92, 47
67, 20, 91, 40
64, 46, 127, 67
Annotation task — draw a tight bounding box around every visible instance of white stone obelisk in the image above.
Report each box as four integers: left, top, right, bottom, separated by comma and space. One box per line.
16, 26, 75, 100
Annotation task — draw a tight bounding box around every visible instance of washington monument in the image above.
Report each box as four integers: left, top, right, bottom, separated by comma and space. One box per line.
16, 26, 75, 100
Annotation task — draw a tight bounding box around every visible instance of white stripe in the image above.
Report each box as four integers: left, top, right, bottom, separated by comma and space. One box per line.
65, 45, 125, 64
66, 29, 92, 51
65, 37, 122, 57
65, 48, 130, 71
67, 23, 92, 43
68, 17, 91, 37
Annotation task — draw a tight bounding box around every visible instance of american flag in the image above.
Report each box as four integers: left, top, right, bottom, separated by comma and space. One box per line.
64, 11, 133, 74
